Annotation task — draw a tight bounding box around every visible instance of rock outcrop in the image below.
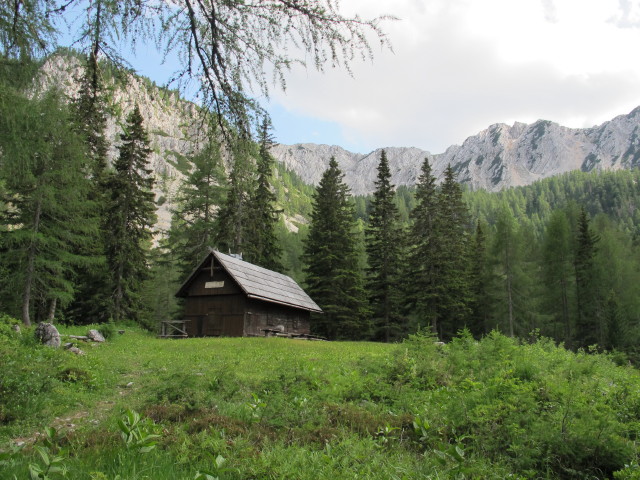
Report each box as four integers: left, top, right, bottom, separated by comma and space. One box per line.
35, 322, 61, 348
271, 107, 640, 194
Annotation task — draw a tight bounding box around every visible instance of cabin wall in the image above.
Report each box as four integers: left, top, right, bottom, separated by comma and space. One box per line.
244, 299, 311, 336
182, 268, 246, 337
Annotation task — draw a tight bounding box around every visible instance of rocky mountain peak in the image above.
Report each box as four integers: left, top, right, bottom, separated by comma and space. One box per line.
272, 107, 640, 194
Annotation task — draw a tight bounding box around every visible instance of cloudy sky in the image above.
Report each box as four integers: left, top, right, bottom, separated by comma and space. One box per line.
260, 0, 640, 154
118, 0, 640, 155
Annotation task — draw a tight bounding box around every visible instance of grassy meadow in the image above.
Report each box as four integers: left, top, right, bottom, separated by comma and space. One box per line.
2, 319, 640, 479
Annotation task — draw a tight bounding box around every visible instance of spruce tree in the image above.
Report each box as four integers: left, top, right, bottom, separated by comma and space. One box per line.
215, 135, 256, 255
170, 133, 226, 274
66, 53, 111, 323
574, 207, 601, 348
245, 117, 283, 271
468, 221, 491, 338
365, 150, 404, 341
435, 165, 471, 339
72, 53, 109, 182
406, 157, 440, 334
491, 204, 521, 337
542, 209, 574, 347
104, 105, 156, 323
303, 158, 369, 340
0, 88, 97, 325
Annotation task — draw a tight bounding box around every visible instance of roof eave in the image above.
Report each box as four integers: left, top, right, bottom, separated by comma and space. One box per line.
246, 294, 323, 313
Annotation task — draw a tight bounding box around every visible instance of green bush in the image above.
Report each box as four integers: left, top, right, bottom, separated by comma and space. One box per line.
98, 322, 117, 340
0, 324, 65, 424
0, 313, 21, 341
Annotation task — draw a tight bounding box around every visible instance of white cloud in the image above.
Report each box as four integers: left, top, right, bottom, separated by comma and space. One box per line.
269, 0, 640, 153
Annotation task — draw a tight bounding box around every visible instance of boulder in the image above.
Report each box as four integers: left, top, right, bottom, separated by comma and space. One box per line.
87, 329, 105, 343
35, 322, 61, 348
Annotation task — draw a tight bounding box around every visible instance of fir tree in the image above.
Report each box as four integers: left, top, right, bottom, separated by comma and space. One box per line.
0, 88, 97, 325
66, 53, 111, 323
434, 165, 471, 339
574, 207, 601, 348
104, 105, 156, 323
245, 117, 283, 271
542, 209, 574, 346
365, 150, 404, 342
406, 157, 440, 334
215, 135, 256, 255
303, 158, 369, 340
170, 133, 226, 274
468, 221, 491, 338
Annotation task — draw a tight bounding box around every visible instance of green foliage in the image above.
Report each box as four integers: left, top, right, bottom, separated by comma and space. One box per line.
169, 129, 226, 275
365, 150, 406, 341
0, 329, 63, 424
98, 322, 117, 341
0, 0, 56, 59
28, 427, 68, 480
406, 160, 473, 339
3, 328, 640, 478
303, 158, 370, 339
117, 409, 162, 453
0, 84, 99, 325
104, 105, 156, 324
0, 313, 20, 340
194, 454, 230, 480
214, 136, 257, 254
244, 117, 283, 271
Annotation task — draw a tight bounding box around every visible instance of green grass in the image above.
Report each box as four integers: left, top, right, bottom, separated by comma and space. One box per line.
2, 322, 640, 479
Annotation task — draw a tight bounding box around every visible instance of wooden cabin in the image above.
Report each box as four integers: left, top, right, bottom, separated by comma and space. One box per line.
175, 250, 322, 337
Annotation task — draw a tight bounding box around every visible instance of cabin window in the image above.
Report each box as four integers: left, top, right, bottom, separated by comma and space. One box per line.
205, 281, 224, 289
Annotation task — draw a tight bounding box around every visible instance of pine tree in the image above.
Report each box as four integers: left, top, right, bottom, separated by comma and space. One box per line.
542, 209, 575, 346
468, 221, 491, 338
170, 133, 226, 274
215, 135, 256, 255
435, 165, 471, 339
245, 117, 283, 271
66, 53, 111, 323
0, 88, 97, 325
574, 207, 601, 348
406, 157, 440, 334
303, 158, 369, 340
491, 204, 521, 337
365, 150, 405, 341
104, 105, 156, 323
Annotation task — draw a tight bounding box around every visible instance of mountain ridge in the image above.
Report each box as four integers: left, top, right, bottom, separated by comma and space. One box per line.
271, 106, 640, 195
38, 52, 640, 203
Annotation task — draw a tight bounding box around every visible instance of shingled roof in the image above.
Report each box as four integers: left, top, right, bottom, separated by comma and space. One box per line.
176, 250, 322, 313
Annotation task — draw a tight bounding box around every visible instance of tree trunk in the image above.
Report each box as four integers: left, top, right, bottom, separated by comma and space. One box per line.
506, 271, 514, 337
561, 277, 571, 348
22, 195, 43, 327
47, 298, 57, 323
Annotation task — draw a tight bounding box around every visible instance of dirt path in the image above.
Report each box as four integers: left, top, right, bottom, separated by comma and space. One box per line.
8, 372, 142, 449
